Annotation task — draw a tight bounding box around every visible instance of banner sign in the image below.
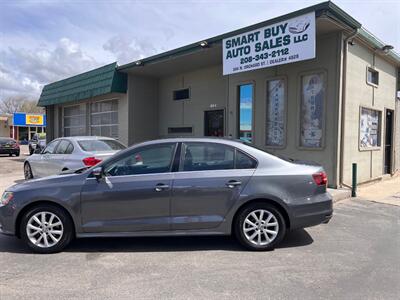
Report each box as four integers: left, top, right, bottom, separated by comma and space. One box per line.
26, 114, 44, 125
266, 79, 285, 146
13, 113, 46, 127
223, 12, 315, 75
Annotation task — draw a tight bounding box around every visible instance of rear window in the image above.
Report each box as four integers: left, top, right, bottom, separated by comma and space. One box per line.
78, 139, 126, 152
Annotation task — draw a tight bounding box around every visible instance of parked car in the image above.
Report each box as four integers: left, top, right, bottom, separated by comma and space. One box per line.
24, 136, 126, 179
0, 138, 332, 253
28, 133, 46, 155
0, 137, 20, 157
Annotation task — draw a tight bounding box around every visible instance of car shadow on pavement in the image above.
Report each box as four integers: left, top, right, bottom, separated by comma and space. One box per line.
0, 229, 313, 254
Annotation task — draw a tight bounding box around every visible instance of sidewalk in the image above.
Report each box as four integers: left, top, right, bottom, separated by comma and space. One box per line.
357, 174, 400, 206
328, 174, 400, 205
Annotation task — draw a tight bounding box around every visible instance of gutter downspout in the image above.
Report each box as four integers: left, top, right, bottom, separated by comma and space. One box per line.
339, 28, 360, 187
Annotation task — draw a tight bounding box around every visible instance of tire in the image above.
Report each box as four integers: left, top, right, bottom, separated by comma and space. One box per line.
8, 153, 12, 157
16, 151, 20, 157
20, 204, 74, 254
24, 163, 33, 180
234, 203, 286, 251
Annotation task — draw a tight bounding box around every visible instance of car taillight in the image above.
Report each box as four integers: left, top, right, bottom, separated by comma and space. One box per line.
312, 172, 328, 186
82, 157, 102, 167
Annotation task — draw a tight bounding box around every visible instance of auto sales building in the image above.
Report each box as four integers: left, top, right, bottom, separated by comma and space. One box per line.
37, 1, 400, 188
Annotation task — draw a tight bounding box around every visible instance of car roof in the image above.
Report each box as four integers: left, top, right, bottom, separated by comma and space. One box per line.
135, 137, 251, 148
55, 136, 117, 141
0, 137, 15, 141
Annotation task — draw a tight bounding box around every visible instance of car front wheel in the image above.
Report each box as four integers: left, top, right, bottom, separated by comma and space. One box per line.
20, 204, 73, 253
235, 203, 286, 251
24, 163, 33, 180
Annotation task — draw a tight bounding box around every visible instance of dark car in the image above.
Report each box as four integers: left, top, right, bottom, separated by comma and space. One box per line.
0, 138, 332, 253
28, 133, 46, 155
0, 137, 20, 157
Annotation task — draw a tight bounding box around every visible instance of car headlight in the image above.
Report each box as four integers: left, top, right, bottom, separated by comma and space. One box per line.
0, 192, 14, 207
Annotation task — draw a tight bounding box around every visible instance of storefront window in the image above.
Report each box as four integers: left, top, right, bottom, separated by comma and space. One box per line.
90, 100, 118, 138
63, 104, 86, 136
266, 79, 285, 147
300, 73, 325, 148
238, 84, 253, 143
360, 107, 381, 148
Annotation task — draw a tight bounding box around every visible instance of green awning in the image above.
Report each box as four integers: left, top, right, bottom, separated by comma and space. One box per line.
37, 62, 127, 107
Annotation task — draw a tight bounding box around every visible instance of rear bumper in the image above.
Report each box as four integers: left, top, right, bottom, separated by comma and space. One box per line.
0, 149, 19, 154
289, 192, 333, 230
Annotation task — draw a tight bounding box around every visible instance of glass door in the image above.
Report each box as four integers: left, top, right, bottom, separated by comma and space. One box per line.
204, 110, 224, 137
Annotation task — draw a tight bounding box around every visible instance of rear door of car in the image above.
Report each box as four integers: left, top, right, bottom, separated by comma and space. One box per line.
170, 142, 257, 230
52, 139, 75, 173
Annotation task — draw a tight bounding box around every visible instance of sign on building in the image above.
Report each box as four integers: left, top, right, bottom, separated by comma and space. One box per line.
223, 12, 315, 75
13, 113, 46, 127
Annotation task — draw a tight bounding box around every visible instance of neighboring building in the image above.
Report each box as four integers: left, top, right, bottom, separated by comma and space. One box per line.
10, 112, 46, 143
37, 1, 400, 188
0, 114, 12, 137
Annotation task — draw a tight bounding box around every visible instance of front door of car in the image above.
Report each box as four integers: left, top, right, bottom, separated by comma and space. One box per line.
32, 140, 60, 177
171, 142, 256, 230
80, 143, 177, 233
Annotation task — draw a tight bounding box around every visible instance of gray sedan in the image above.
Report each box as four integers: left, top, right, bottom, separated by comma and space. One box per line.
24, 136, 126, 179
0, 138, 332, 253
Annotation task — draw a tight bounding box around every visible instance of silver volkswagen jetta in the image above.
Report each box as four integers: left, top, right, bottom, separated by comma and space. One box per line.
0, 138, 332, 253
24, 136, 126, 179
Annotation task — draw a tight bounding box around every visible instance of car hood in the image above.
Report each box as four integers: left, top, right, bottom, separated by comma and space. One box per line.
6, 173, 85, 192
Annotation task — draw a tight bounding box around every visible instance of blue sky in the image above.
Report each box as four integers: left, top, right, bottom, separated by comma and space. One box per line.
0, 0, 399, 101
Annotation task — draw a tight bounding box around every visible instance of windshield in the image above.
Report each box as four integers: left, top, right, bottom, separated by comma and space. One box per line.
78, 139, 126, 152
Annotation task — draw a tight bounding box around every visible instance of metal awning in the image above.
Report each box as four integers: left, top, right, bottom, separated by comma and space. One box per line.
37, 62, 127, 107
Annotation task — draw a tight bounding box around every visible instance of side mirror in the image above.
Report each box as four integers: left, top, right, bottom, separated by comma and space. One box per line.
92, 166, 104, 180
34, 148, 42, 154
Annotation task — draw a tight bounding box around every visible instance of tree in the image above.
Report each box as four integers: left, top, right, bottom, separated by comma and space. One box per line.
0, 96, 44, 114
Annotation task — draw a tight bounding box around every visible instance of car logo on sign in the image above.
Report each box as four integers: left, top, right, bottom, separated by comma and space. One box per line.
289, 18, 311, 34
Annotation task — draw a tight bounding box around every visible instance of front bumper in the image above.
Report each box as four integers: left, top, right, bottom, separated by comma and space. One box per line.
0, 204, 17, 236
289, 192, 333, 230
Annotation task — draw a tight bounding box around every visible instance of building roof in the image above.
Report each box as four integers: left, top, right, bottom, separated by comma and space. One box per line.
37, 62, 127, 107
117, 1, 399, 71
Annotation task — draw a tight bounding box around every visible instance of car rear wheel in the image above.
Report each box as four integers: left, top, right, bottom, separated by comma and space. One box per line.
20, 204, 73, 254
24, 163, 33, 180
235, 203, 286, 251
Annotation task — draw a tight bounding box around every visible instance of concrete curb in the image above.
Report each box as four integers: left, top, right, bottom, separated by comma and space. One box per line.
328, 188, 352, 203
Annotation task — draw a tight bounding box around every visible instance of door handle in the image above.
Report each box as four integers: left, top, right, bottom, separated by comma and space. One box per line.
155, 183, 170, 192
226, 180, 242, 188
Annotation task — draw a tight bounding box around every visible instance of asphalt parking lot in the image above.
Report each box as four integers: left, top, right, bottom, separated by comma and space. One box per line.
0, 151, 399, 299
0, 145, 27, 194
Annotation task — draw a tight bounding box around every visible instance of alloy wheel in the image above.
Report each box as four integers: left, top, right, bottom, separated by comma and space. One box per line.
26, 212, 64, 248
242, 209, 279, 246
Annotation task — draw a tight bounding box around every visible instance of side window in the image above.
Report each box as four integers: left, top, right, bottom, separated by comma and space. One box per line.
43, 141, 59, 154
65, 143, 74, 154
104, 143, 176, 176
236, 150, 257, 169
55, 140, 70, 154
182, 143, 234, 171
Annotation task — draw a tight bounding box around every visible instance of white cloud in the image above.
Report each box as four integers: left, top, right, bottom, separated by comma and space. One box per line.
103, 35, 157, 65
0, 38, 102, 100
